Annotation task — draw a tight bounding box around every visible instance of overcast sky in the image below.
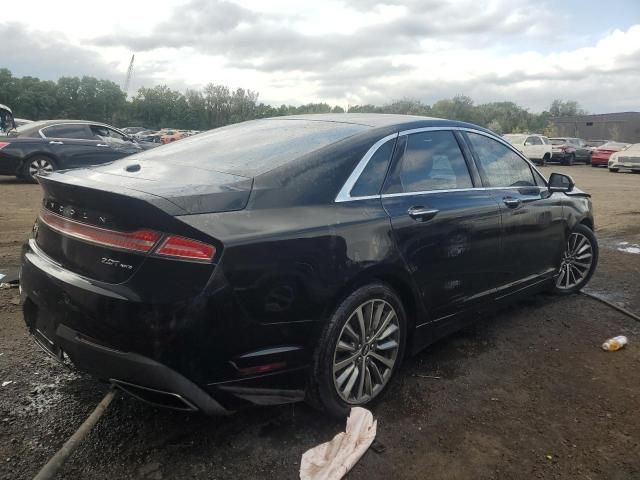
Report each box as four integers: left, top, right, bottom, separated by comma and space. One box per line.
2, 0, 639, 112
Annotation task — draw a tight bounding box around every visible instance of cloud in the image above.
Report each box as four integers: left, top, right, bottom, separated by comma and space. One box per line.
0, 22, 118, 81
2, 1, 640, 113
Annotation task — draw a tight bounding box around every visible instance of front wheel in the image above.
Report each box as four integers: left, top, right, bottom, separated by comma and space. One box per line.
553, 224, 598, 295
308, 283, 406, 417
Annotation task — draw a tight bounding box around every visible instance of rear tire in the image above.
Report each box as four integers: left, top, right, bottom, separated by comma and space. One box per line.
541, 154, 549, 167
21, 156, 56, 183
552, 224, 598, 295
307, 283, 407, 418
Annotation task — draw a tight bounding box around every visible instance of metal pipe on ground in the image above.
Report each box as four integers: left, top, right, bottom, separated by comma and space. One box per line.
580, 291, 640, 323
33, 389, 117, 480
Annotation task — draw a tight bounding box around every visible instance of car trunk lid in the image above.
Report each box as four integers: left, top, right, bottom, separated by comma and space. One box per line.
33, 162, 249, 283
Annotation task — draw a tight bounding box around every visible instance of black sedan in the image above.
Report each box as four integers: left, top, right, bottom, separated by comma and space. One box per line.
20, 114, 598, 417
0, 120, 156, 181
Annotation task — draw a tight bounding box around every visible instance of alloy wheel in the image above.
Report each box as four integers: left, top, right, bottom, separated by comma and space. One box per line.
556, 232, 593, 290
29, 158, 54, 177
332, 299, 400, 404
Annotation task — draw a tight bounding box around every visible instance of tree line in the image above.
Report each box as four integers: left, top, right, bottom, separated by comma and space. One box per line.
0, 68, 585, 135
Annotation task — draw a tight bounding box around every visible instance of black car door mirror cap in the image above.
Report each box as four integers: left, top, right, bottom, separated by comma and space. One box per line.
548, 173, 575, 192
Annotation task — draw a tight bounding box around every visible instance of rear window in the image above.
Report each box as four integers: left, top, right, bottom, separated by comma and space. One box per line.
550, 138, 567, 145
133, 119, 368, 177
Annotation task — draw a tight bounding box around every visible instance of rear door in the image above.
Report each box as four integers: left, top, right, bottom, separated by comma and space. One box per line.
381, 129, 502, 322
463, 131, 565, 295
40, 123, 107, 168
526, 135, 544, 160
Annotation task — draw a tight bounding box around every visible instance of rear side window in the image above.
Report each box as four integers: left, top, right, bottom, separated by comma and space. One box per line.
350, 138, 395, 197
466, 132, 535, 187
42, 124, 91, 140
384, 130, 472, 194
526, 136, 542, 145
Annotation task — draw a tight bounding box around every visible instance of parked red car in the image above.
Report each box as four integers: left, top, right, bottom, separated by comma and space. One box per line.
591, 142, 630, 167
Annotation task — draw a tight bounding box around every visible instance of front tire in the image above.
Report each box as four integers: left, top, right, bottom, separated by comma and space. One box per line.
308, 283, 406, 417
553, 224, 598, 295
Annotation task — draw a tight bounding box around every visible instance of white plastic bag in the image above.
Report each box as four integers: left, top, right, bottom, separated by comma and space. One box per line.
300, 407, 377, 480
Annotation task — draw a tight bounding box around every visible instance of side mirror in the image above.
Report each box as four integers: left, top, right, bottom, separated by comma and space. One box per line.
549, 173, 575, 193
524, 141, 531, 146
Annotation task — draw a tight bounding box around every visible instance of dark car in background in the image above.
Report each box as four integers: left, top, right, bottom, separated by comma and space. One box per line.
591, 141, 631, 168
20, 114, 598, 417
549, 137, 592, 165
0, 120, 157, 181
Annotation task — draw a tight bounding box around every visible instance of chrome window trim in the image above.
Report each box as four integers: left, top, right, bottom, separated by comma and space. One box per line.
335, 126, 548, 203
380, 186, 546, 199
38, 121, 120, 140
335, 133, 399, 203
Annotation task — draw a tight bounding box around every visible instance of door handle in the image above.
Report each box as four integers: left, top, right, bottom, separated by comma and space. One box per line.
96, 144, 110, 148
48, 140, 63, 145
407, 206, 439, 221
503, 197, 521, 208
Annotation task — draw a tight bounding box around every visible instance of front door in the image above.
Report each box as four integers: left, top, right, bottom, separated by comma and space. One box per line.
463, 132, 566, 295
381, 130, 502, 322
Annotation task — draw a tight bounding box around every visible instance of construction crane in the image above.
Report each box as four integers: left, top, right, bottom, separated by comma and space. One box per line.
123, 54, 135, 95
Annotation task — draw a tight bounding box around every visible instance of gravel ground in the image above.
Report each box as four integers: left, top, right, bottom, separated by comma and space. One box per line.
1, 164, 639, 480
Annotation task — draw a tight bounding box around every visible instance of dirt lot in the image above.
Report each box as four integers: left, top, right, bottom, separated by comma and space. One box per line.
1, 165, 639, 480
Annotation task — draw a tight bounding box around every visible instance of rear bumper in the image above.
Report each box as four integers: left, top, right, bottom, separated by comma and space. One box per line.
551, 152, 572, 160
591, 156, 610, 166
25, 312, 231, 414
20, 239, 312, 413
0, 153, 21, 175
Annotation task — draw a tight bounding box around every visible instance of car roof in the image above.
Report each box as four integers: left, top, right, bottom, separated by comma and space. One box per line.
262, 114, 497, 137
15, 119, 120, 137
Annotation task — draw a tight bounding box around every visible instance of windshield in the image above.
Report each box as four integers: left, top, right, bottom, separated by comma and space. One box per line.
600, 142, 630, 150
130, 118, 368, 177
625, 143, 640, 152
550, 138, 567, 145
503, 134, 526, 144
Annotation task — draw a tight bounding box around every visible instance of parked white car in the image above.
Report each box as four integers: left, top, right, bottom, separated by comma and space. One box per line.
609, 143, 640, 173
503, 134, 552, 166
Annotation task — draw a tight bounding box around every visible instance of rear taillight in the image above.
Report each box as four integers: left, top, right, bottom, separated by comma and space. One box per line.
0, 142, 10, 150
559, 144, 569, 152
39, 209, 216, 262
154, 235, 215, 262
40, 210, 161, 252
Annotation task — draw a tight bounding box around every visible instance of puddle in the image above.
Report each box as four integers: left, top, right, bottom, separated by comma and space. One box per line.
616, 241, 640, 254
598, 237, 640, 255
